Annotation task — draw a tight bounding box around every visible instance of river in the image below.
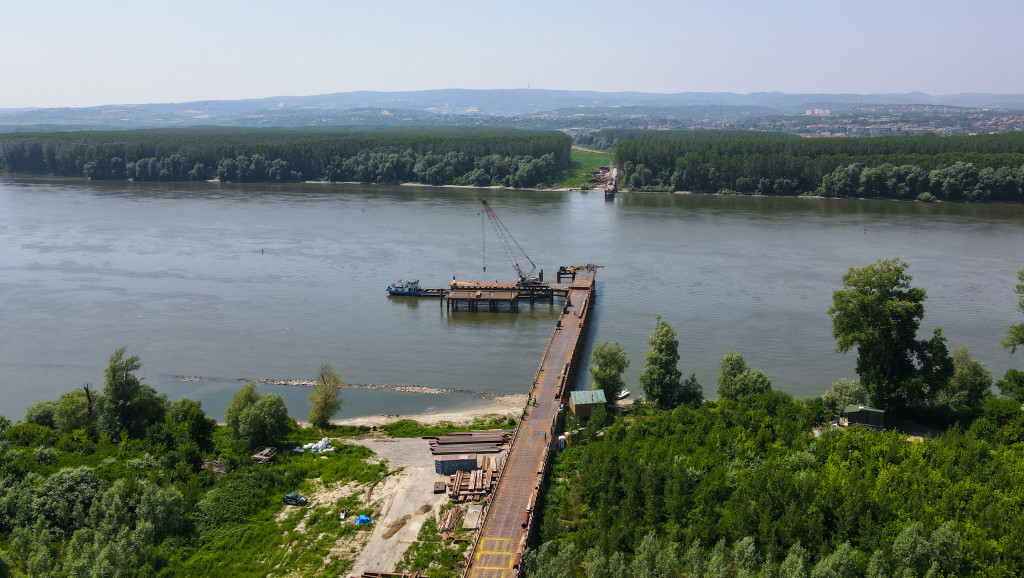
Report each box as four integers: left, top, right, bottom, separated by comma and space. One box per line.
2, 176, 1023, 421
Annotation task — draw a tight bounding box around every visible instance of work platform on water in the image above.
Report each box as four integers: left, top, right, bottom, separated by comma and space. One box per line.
463, 264, 599, 578
390, 266, 592, 313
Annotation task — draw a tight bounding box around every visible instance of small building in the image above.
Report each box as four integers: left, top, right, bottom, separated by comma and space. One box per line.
434, 453, 478, 476
839, 405, 887, 430
569, 389, 606, 422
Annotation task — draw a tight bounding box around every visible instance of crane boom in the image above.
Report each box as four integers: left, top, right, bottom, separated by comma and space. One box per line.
480, 199, 537, 282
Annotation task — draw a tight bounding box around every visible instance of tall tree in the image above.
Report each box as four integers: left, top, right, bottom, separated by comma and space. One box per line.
639, 316, 683, 408
996, 368, 1024, 403
224, 382, 290, 448
717, 352, 772, 401
828, 259, 952, 411
308, 363, 344, 429
821, 378, 867, 415
716, 351, 749, 399
238, 394, 290, 448
166, 398, 216, 452
589, 342, 629, 404
943, 345, 992, 407
1001, 268, 1024, 353
225, 382, 262, 439
97, 347, 167, 439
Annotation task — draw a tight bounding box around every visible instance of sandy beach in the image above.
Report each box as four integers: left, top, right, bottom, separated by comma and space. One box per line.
332, 393, 527, 427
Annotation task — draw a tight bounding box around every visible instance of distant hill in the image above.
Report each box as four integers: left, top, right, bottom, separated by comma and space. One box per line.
2, 89, 1024, 131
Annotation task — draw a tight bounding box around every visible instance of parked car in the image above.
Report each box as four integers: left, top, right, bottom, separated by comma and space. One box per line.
283, 492, 308, 506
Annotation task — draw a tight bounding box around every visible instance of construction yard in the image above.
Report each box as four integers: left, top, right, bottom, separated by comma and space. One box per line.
346, 430, 511, 577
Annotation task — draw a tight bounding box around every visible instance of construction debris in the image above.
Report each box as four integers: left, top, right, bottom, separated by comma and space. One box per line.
438, 507, 464, 533
293, 437, 334, 453
251, 446, 277, 463
447, 454, 502, 503
201, 459, 227, 476
428, 430, 512, 456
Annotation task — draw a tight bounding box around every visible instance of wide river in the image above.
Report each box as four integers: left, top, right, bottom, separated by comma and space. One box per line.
2, 177, 1023, 422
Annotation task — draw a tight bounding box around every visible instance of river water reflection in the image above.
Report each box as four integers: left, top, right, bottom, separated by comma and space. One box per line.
2, 177, 1023, 420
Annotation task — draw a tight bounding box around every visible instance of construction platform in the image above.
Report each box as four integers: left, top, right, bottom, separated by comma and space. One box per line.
441, 276, 572, 313
464, 265, 598, 578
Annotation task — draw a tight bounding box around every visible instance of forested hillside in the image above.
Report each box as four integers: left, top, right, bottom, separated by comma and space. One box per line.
0, 128, 572, 187
608, 131, 1024, 202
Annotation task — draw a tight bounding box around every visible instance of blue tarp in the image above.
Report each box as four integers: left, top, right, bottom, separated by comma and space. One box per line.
355, 515, 372, 525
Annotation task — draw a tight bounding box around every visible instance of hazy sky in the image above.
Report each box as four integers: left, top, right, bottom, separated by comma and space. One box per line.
3, 0, 1023, 108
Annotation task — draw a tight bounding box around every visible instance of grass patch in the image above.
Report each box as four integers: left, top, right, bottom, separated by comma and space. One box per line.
168, 440, 387, 575
395, 510, 471, 578
381, 416, 515, 438
288, 424, 371, 443
553, 148, 613, 189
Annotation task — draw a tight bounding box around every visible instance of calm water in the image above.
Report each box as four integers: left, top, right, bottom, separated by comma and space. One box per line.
2, 177, 1023, 421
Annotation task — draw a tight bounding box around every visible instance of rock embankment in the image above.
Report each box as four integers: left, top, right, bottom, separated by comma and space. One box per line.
174, 376, 513, 398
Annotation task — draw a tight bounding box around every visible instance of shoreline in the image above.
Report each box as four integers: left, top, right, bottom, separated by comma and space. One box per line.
174, 376, 527, 427
1, 173, 999, 204
330, 393, 528, 428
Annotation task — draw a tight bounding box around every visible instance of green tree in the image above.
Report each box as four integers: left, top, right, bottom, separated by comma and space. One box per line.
779, 541, 809, 578
717, 351, 749, 399
1002, 269, 1024, 353
828, 259, 952, 411
34, 466, 102, 539
166, 398, 216, 452
96, 347, 167, 439
678, 373, 704, 406
995, 368, 1024, 403
308, 363, 344, 429
590, 342, 630, 404
638, 316, 683, 409
943, 345, 992, 407
630, 532, 679, 578
821, 378, 867, 415
225, 382, 262, 439
23, 401, 57, 428
810, 542, 859, 578
53, 389, 94, 432
237, 394, 289, 449
717, 353, 771, 401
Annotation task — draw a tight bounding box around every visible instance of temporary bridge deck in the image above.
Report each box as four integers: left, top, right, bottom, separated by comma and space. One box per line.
463, 265, 598, 578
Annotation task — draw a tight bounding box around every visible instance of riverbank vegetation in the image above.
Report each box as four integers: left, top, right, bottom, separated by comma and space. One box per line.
0, 348, 390, 576
598, 130, 1024, 202
0, 128, 572, 187
526, 260, 1024, 577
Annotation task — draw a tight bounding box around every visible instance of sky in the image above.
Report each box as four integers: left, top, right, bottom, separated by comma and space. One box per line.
2, 0, 1023, 109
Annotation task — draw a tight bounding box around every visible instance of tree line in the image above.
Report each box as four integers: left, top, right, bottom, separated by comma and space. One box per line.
606, 131, 1024, 201
0, 128, 572, 187
526, 259, 1024, 576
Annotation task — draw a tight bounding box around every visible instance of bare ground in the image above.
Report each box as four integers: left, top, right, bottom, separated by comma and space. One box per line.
345, 437, 453, 575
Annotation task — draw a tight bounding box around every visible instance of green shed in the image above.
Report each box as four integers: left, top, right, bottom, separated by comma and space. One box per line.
569, 389, 607, 421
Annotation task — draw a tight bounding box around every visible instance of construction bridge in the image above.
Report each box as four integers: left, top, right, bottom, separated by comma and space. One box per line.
463, 265, 598, 578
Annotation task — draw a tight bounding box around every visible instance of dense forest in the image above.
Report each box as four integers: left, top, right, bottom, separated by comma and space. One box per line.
526, 260, 1024, 577
0, 128, 572, 187
527, 395, 1024, 578
603, 131, 1024, 202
